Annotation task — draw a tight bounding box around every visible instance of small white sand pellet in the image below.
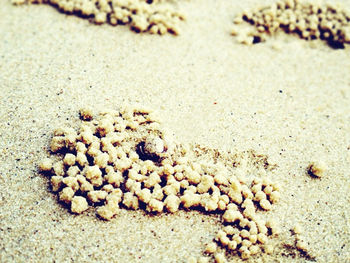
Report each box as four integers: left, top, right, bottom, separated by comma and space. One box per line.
147, 198, 164, 213
197, 175, 214, 193
97, 118, 114, 137
223, 210, 242, 223
249, 245, 260, 255
228, 240, 237, 250
251, 183, 262, 194
260, 199, 272, 210
254, 190, 267, 202
214, 253, 226, 263
164, 194, 180, 213
264, 244, 274, 254
180, 179, 190, 189
137, 188, 152, 204
226, 203, 238, 211
214, 172, 228, 185
76, 142, 87, 153
228, 189, 243, 205
79, 108, 93, 121
80, 131, 94, 145
293, 224, 303, 235
85, 165, 103, 187
77, 174, 94, 192
59, 187, 75, 204
39, 158, 53, 172
241, 185, 254, 199
123, 192, 139, 210
87, 190, 108, 203
257, 233, 268, 244
269, 191, 280, 203
219, 235, 230, 246
239, 218, 250, 229
296, 239, 308, 252
181, 192, 201, 208
240, 247, 251, 259
144, 172, 161, 188
94, 152, 109, 168
242, 239, 252, 248
53, 161, 65, 176
66, 166, 80, 177
223, 225, 235, 235
249, 234, 258, 244
249, 223, 258, 235
51, 176, 63, 192
263, 185, 273, 195
243, 206, 256, 219
97, 202, 119, 220
240, 229, 250, 239
102, 184, 114, 193
217, 200, 226, 210
257, 220, 268, 234
50, 136, 65, 152
205, 242, 217, 254
186, 169, 201, 184
266, 219, 279, 234
233, 234, 242, 245
71, 196, 88, 214
62, 177, 79, 191
307, 161, 327, 178
76, 152, 88, 167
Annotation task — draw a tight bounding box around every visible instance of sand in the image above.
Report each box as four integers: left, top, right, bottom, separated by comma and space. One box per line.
1, 0, 350, 262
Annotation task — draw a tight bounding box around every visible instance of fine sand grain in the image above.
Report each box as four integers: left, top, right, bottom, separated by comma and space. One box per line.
1, 0, 350, 262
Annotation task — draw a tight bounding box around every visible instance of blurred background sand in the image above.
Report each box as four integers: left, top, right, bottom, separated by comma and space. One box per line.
0, 0, 349, 262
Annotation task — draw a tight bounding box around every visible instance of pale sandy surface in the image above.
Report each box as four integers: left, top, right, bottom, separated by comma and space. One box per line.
1, 0, 350, 262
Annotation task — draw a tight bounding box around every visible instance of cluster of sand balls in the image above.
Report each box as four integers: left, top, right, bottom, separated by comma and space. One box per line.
12, 0, 185, 35
232, 0, 350, 48
39, 107, 281, 261
204, 177, 280, 261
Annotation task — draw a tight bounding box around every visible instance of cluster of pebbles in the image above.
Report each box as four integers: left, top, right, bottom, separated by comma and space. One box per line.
232, 0, 350, 48
39, 107, 281, 261
12, 0, 185, 35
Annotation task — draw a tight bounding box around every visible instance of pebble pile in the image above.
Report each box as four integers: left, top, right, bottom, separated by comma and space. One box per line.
12, 0, 185, 35
232, 0, 350, 48
39, 107, 281, 261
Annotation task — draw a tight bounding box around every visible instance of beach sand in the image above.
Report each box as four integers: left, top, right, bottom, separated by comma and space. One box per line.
1, 0, 350, 262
